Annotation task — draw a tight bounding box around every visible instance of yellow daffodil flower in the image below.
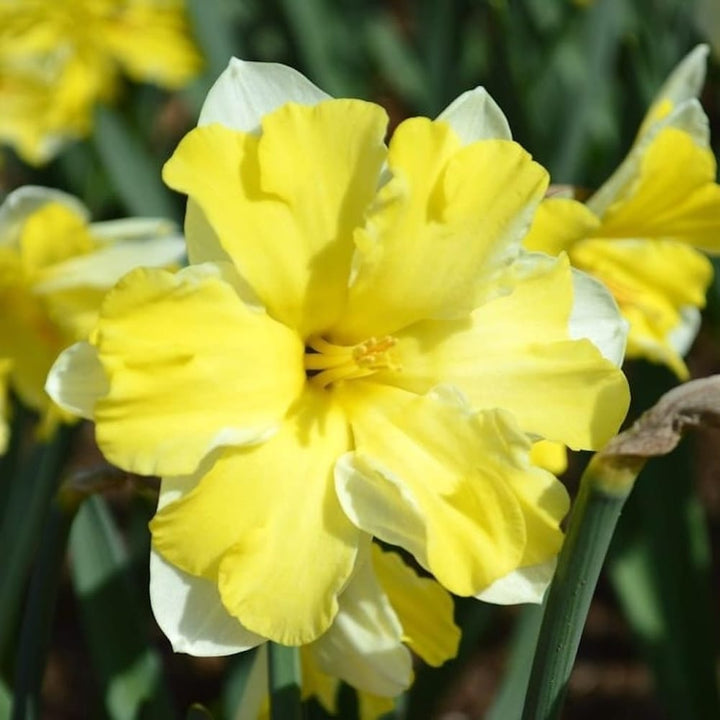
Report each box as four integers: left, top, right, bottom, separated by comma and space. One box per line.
229, 544, 459, 719
0, 0, 201, 164
47, 59, 629, 650
525, 45, 720, 379
0, 185, 185, 436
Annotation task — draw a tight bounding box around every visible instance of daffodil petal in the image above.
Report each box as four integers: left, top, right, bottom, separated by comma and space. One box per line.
45, 341, 108, 418
0, 185, 88, 246
640, 44, 709, 136
530, 440, 568, 475
91, 263, 304, 476
385, 254, 629, 449
589, 104, 710, 218
358, 693, 396, 720
476, 559, 557, 605
300, 647, 339, 713
436, 86, 512, 143
164, 100, 388, 335
335, 382, 561, 597
599, 128, 720, 250
101, 5, 201, 88
311, 545, 412, 697
151, 389, 359, 645
569, 267, 628, 366
524, 197, 601, 257
338, 121, 548, 340
149, 550, 264, 656
199, 58, 330, 131
371, 545, 460, 667
0, 277, 65, 413
33, 234, 185, 293
571, 238, 712, 378
149, 473, 266, 656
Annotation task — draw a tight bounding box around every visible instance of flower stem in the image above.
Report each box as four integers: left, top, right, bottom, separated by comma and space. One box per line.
522, 374, 720, 720
521, 454, 638, 720
268, 643, 303, 720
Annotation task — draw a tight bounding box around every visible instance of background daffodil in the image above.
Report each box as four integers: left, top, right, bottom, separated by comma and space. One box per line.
0, 185, 185, 436
525, 45, 720, 379
0, 0, 201, 164
47, 59, 629, 650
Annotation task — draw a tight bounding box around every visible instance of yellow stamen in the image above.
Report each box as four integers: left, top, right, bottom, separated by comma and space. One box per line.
304, 335, 400, 389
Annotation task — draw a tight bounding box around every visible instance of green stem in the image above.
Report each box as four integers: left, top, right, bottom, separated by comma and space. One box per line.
521, 454, 642, 720
0, 426, 75, 665
268, 643, 303, 720
10, 491, 80, 720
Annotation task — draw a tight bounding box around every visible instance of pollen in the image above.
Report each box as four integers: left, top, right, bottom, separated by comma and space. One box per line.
304, 335, 401, 389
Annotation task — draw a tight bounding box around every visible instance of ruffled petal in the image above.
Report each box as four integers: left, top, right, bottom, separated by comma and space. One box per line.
337, 119, 548, 341
335, 383, 566, 597
598, 128, 720, 251
164, 100, 388, 336
382, 254, 629, 449
199, 58, 330, 131
89, 263, 304, 476
570, 238, 713, 379
310, 544, 412, 697
371, 545, 460, 667
150, 388, 359, 645
524, 197, 601, 257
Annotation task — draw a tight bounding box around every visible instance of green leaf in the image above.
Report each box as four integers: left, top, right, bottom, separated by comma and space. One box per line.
485, 604, 544, 720
268, 643, 302, 720
0, 426, 75, 666
11, 496, 77, 720
70, 496, 175, 720
608, 449, 720, 718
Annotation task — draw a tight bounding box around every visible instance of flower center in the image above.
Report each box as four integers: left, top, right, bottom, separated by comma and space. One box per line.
304, 335, 400, 389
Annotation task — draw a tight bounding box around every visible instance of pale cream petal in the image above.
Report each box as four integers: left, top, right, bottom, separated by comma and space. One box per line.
45, 341, 108, 419
310, 546, 413, 697
199, 58, 330, 132
436, 86, 512, 143
33, 235, 186, 293
149, 551, 265, 656
569, 267, 628, 366
476, 559, 557, 604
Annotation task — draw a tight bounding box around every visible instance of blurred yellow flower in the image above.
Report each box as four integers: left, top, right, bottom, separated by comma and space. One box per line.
525, 45, 720, 379
0, 0, 201, 164
48, 60, 629, 650
0, 186, 184, 436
